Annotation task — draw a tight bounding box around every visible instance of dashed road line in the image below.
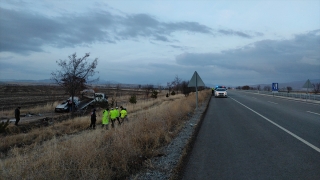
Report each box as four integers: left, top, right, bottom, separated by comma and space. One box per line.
268, 101, 278, 104
307, 111, 320, 116
230, 97, 320, 153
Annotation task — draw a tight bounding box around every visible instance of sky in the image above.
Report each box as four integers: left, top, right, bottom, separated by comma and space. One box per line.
0, 0, 319, 87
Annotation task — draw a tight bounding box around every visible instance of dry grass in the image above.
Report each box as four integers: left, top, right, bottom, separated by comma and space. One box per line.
0, 94, 182, 153
0, 90, 211, 179
1, 101, 60, 117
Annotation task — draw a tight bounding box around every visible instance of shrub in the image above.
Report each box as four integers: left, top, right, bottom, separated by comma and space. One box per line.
0, 119, 10, 133
151, 90, 158, 99
129, 95, 137, 104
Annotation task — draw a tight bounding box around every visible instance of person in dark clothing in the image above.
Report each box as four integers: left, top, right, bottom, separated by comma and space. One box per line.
67, 100, 72, 112
15, 107, 21, 126
89, 109, 97, 129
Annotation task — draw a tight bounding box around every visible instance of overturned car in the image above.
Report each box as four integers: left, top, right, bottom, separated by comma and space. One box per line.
55, 97, 80, 112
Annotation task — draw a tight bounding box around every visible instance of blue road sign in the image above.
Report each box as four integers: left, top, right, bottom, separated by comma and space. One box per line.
272, 83, 278, 92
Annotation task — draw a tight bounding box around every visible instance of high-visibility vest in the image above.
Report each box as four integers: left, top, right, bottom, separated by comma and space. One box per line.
102, 110, 109, 124
116, 109, 120, 118
120, 109, 127, 118
110, 109, 117, 119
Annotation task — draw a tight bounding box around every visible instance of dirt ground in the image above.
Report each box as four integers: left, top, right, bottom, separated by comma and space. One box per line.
0, 84, 66, 111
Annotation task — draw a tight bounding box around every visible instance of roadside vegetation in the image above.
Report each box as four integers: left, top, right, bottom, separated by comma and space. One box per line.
0, 89, 211, 179
1, 101, 61, 117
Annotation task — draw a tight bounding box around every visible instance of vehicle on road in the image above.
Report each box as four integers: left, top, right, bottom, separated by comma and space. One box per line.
55, 97, 80, 112
215, 88, 228, 98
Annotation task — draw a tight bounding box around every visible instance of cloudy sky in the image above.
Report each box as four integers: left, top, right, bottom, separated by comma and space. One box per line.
0, 0, 319, 87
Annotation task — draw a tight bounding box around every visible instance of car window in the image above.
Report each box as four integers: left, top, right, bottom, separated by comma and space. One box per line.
217, 88, 226, 91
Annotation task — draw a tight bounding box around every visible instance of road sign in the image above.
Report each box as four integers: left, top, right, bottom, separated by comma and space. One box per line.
188, 71, 205, 110
188, 71, 205, 87
302, 79, 312, 88
272, 83, 278, 92
302, 79, 312, 95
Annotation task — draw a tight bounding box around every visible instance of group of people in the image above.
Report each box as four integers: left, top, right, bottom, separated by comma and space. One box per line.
89, 106, 128, 129
13, 105, 128, 129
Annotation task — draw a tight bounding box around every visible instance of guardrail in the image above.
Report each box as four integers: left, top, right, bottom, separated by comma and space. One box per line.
243, 90, 320, 101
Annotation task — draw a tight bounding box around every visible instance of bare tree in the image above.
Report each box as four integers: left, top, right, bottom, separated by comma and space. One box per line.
116, 83, 121, 97
105, 83, 111, 96
143, 84, 154, 100
167, 82, 173, 96
257, 85, 261, 91
181, 80, 190, 96
51, 53, 98, 114
312, 83, 320, 94
264, 86, 271, 91
242, 85, 250, 90
157, 83, 163, 93
172, 75, 182, 94
286, 86, 292, 93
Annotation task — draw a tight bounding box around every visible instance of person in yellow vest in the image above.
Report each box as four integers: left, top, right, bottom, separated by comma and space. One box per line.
102, 108, 110, 130
110, 108, 117, 128
120, 106, 128, 124
115, 106, 121, 125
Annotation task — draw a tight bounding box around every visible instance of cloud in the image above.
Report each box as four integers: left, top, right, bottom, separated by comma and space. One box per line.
0, 7, 263, 54
0, 7, 117, 54
217, 29, 264, 38
176, 30, 320, 81
218, 29, 252, 38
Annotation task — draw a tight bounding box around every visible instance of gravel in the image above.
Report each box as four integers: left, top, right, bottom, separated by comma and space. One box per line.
130, 97, 210, 180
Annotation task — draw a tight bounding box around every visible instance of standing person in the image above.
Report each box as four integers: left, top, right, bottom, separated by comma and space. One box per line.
67, 100, 72, 112
124, 108, 128, 122
110, 108, 117, 128
102, 108, 110, 129
14, 107, 21, 126
120, 106, 127, 124
89, 109, 97, 129
115, 107, 121, 125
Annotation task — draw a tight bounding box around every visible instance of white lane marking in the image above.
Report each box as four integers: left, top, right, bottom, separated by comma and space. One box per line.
239, 91, 320, 106
307, 111, 320, 116
268, 101, 278, 104
230, 97, 320, 153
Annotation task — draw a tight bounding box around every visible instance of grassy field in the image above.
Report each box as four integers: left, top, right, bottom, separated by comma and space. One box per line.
0, 89, 211, 179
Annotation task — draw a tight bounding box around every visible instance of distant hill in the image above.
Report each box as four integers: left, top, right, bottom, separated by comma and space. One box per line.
1, 78, 319, 90
0, 79, 143, 88
0, 79, 55, 85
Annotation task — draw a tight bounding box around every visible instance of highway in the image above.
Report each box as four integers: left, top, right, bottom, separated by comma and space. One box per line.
182, 90, 320, 180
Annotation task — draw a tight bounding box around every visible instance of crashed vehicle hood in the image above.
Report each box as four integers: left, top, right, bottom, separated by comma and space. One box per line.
56, 102, 68, 109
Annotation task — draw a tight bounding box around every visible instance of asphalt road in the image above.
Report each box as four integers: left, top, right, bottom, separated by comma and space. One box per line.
182, 90, 320, 180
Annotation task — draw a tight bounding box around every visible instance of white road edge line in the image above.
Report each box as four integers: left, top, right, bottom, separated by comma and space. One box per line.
307, 111, 320, 116
268, 101, 278, 104
230, 97, 320, 153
